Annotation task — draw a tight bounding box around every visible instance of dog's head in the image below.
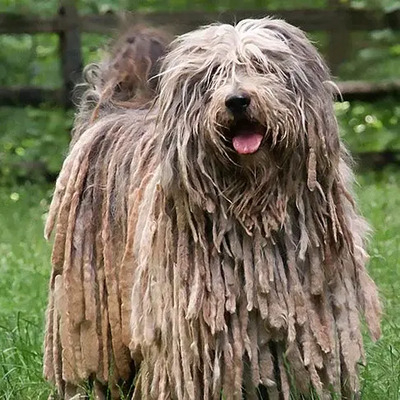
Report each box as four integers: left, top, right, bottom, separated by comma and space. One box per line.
156, 18, 340, 204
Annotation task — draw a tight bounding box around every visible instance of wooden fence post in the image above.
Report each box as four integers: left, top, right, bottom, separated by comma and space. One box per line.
58, 0, 83, 108
327, 0, 352, 76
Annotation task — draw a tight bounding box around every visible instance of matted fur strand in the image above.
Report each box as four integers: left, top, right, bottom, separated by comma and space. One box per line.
43, 18, 381, 400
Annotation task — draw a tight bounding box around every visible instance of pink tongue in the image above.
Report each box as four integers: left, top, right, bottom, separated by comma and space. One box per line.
232, 133, 263, 154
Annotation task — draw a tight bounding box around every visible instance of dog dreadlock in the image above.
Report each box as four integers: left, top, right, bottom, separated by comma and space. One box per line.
44, 26, 170, 398
44, 19, 381, 400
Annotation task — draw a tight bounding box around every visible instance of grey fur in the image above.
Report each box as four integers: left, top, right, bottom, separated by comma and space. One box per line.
44, 18, 381, 399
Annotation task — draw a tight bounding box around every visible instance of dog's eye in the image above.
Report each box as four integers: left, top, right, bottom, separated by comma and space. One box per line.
204, 90, 212, 104
203, 65, 219, 87
210, 65, 219, 76
252, 60, 278, 75
208, 66, 219, 81
252, 61, 265, 74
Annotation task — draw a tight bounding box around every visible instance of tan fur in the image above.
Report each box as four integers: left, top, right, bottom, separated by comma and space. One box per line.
44, 18, 381, 399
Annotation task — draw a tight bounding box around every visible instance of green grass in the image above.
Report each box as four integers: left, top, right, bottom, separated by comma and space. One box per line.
0, 185, 53, 399
357, 169, 400, 399
0, 170, 399, 399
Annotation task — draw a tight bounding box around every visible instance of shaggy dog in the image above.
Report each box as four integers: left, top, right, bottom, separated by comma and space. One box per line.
43, 19, 381, 400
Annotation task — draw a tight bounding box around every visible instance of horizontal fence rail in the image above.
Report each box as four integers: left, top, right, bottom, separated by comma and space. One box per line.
336, 81, 400, 102
2, 81, 400, 108
0, 87, 64, 107
1, 9, 400, 34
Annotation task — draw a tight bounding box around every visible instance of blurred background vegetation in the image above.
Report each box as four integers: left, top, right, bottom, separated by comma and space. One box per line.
0, 0, 400, 185
0, 0, 399, 399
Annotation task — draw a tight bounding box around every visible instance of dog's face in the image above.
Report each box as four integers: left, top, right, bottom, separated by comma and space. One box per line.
157, 18, 340, 191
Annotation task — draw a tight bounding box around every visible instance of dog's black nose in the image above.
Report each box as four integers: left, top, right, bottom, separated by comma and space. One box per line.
225, 94, 251, 114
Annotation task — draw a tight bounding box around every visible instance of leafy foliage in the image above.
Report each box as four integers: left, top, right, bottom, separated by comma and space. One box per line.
0, 107, 72, 185
337, 100, 400, 152
0, 0, 326, 15
0, 34, 60, 87
0, 33, 109, 88
339, 29, 400, 81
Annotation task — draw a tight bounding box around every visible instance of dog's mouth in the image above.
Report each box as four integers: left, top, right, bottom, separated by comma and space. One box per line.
226, 119, 266, 155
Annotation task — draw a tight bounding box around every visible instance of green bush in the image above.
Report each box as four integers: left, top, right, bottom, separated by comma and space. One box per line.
0, 107, 72, 185
337, 100, 400, 152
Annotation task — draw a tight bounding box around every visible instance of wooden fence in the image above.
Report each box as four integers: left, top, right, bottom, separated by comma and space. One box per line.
1, 0, 400, 107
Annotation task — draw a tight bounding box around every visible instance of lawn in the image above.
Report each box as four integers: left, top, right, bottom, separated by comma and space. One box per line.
0, 169, 399, 399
